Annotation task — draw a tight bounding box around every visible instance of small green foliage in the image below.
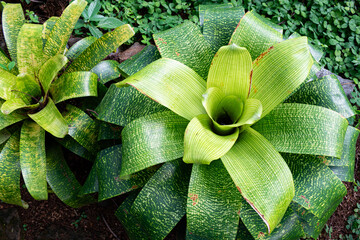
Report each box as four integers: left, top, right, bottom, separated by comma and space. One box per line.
325, 224, 333, 239
343, 203, 360, 239
354, 180, 360, 192
0, 61, 15, 71
71, 212, 87, 229
25, 10, 39, 23
22, 224, 28, 231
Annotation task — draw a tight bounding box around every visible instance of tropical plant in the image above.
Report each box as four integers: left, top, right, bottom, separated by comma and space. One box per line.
0, 0, 134, 208
95, 3, 359, 240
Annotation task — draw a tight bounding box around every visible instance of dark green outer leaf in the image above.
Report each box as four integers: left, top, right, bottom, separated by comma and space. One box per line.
66, 36, 97, 61
286, 74, 355, 118
56, 136, 94, 161
283, 153, 347, 238
2, 4, 25, 64
0, 132, 27, 208
199, 3, 233, 28
62, 104, 98, 153
43, 0, 87, 58
97, 122, 121, 141
253, 103, 348, 159
118, 45, 161, 78
0, 100, 27, 131
130, 159, 192, 240
120, 111, 188, 177
90, 60, 121, 84
230, 11, 283, 60
50, 71, 98, 104
0, 129, 11, 145
96, 145, 157, 201
79, 159, 98, 195
42, 16, 59, 47
187, 160, 242, 239
65, 24, 135, 73
328, 126, 359, 182
154, 21, 215, 80
20, 120, 47, 200
96, 85, 167, 127
46, 142, 94, 208
202, 6, 245, 52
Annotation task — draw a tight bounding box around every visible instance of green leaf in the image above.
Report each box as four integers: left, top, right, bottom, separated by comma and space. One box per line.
38, 54, 68, 94
187, 160, 242, 239
97, 17, 124, 28
0, 129, 11, 145
96, 85, 167, 127
0, 68, 17, 100
20, 120, 47, 200
221, 128, 294, 233
129, 159, 192, 239
50, 71, 98, 104
13, 73, 41, 104
120, 111, 188, 177
79, 160, 98, 195
285, 74, 356, 119
154, 21, 215, 79
0, 51, 17, 75
61, 104, 98, 153
66, 24, 135, 73
42, 16, 59, 47
43, 0, 87, 58
66, 36, 97, 61
253, 103, 348, 158
230, 11, 283, 60
283, 153, 347, 238
328, 126, 360, 182
90, 60, 120, 84
88, 0, 101, 19
183, 114, 239, 164
96, 145, 157, 201
56, 136, 94, 161
207, 44, 252, 101
249, 37, 313, 118
118, 45, 161, 78
199, 3, 233, 28
0, 132, 28, 208
17, 24, 44, 76
1, 98, 38, 115
88, 25, 103, 39
0, 100, 27, 131
46, 142, 94, 208
28, 98, 68, 138
288, 32, 324, 63
2, 3, 25, 64
202, 6, 245, 52
118, 58, 206, 121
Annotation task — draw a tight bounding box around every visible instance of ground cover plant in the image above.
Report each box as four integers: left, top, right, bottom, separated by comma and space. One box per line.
0, 0, 134, 208
94, 3, 359, 239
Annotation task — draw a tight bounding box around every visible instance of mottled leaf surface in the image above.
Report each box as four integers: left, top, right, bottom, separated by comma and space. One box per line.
0, 68, 17, 100
56, 136, 94, 161
66, 36, 97, 61
0, 100, 27, 131
90, 60, 121, 84
199, 3, 233, 28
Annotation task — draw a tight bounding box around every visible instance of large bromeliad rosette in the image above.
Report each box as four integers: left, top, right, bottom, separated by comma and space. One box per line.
94, 4, 358, 240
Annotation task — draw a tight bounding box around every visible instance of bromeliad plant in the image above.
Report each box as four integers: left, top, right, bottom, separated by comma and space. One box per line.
0, 0, 134, 208
95, 4, 358, 240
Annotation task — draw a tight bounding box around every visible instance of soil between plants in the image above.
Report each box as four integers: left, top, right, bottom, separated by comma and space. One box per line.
0, 1, 359, 239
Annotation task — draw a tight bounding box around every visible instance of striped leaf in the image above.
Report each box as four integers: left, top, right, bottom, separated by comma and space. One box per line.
17, 24, 44, 76
229, 11, 283, 60
13, 73, 41, 104
1, 98, 39, 115
96, 85, 167, 127
202, 6, 245, 52
2, 3, 25, 64
154, 21, 215, 79
183, 114, 239, 164
50, 71, 98, 104
129, 159, 192, 240
46, 142, 94, 208
56, 136, 94, 161
20, 120, 47, 200
199, 3, 233, 28
249, 37, 313, 118
96, 145, 157, 201
288, 32, 324, 63
42, 16, 59, 47
285, 74, 355, 118
207, 44, 252, 101
117, 58, 206, 121
0, 68, 17, 100
28, 98, 68, 138
118, 45, 161, 77
66, 24, 135, 73
0, 100, 27, 131
43, 0, 87, 58
283, 153, 347, 238
66, 36, 97, 61
79, 160, 98, 195
221, 128, 295, 233
0, 129, 11, 145
253, 103, 348, 158
187, 160, 242, 239
90, 60, 121, 84
62, 104, 98, 153
38, 54, 68, 94
120, 111, 188, 177
328, 126, 360, 182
